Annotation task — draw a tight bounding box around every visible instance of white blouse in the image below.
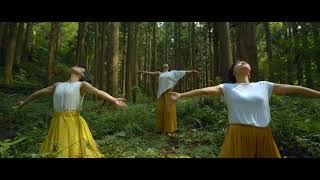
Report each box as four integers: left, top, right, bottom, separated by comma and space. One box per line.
221, 81, 274, 127
157, 70, 186, 99
53, 82, 84, 112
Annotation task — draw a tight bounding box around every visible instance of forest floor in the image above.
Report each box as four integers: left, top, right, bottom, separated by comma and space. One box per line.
1, 84, 320, 158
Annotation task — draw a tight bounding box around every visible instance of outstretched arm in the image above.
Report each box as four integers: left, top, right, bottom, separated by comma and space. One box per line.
169, 85, 223, 103
138, 70, 161, 76
81, 82, 126, 107
273, 84, 320, 97
13, 82, 60, 109
185, 70, 200, 74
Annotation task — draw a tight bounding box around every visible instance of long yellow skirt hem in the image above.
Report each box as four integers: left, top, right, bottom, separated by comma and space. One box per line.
155, 90, 177, 133
39, 111, 104, 158
219, 124, 281, 158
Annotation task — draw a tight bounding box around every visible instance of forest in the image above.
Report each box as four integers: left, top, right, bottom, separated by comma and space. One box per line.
0, 22, 320, 158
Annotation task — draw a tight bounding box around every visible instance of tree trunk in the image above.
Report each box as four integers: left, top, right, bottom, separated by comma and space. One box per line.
99, 22, 106, 91
0, 22, 6, 49
151, 22, 157, 100
188, 22, 193, 90
48, 22, 60, 84
14, 23, 25, 65
212, 23, 220, 82
94, 22, 101, 91
4, 23, 18, 84
23, 22, 33, 61
311, 23, 320, 74
132, 23, 139, 103
165, 22, 169, 64
238, 22, 259, 81
120, 23, 127, 96
125, 22, 134, 101
216, 22, 233, 82
107, 22, 120, 97
292, 22, 304, 86
208, 22, 214, 85
76, 22, 87, 66
143, 23, 148, 94
174, 22, 181, 91
263, 22, 274, 82
302, 23, 313, 88
287, 22, 294, 84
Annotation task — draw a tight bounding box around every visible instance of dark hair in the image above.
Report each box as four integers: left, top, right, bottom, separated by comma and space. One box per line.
228, 63, 237, 83
79, 66, 92, 84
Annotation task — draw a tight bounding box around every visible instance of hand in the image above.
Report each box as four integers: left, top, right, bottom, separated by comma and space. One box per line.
168, 92, 181, 105
113, 98, 127, 107
12, 101, 24, 110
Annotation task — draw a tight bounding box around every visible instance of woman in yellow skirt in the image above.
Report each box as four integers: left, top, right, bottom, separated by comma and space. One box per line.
139, 64, 199, 134
13, 66, 126, 158
169, 61, 320, 158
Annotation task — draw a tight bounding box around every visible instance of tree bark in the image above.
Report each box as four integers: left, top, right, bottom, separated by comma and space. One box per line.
4, 23, 18, 84
14, 22, 25, 65
238, 22, 259, 81
48, 22, 60, 84
216, 22, 233, 82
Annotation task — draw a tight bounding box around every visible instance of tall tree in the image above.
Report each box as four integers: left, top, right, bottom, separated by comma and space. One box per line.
94, 22, 101, 91
212, 23, 220, 82
238, 22, 259, 81
165, 22, 169, 64
292, 22, 304, 86
132, 23, 139, 103
263, 22, 274, 81
76, 22, 87, 66
48, 22, 60, 84
287, 22, 295, 84
0, 22, 6, 50
208, 22, 214, 85
174, 22, 181, 91
311, 23, 320, 73
125, 22, 134, 101
14, 22, 25, 65
107, 22, 120, 97
99, 22, 106, 91
150, 22, 157, 100
216, 22, 233, 82
302, 23, 313, 88
23, 22, 33, 61
120, 23, 127, 96
4, 23, 18, 84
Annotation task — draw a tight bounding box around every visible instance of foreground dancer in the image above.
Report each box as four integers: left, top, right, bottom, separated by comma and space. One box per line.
169, 61, 320, 158
13, 65, 126, 158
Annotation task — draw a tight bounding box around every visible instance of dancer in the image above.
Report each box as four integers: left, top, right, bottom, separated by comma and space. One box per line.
139, 64, 199, 134
169, 61, 320, 158
13, 65, 126, 158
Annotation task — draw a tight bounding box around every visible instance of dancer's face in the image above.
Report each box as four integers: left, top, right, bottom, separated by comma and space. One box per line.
233, 61, 251, 76
71, 66, 86, 78
163, 64, 170, 71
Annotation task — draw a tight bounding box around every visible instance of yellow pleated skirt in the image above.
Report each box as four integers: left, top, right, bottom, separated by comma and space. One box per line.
156, 90, 177, 133
219, 124, 281, 158
39, 111, 104, 158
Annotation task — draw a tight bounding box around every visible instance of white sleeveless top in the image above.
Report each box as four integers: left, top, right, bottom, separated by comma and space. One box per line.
53, 82, 84, 112
157, 70, 187, 99
221, 81, 274, 127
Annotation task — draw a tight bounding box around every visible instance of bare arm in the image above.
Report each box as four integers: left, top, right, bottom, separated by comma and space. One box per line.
138, 70, 161, 76
185, 70, 200, 74
169, 85, 223, 103
81, 82, 126, 107
13, 82, 60, 109
273, 84, 320, 97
